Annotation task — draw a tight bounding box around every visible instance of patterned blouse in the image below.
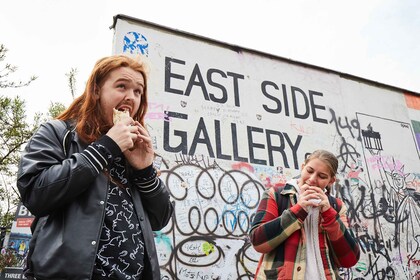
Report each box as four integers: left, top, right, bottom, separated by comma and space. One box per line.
92, 156, 146, 279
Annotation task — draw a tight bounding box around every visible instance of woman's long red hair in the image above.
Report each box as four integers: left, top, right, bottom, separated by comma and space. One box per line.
57, 55, 149, 143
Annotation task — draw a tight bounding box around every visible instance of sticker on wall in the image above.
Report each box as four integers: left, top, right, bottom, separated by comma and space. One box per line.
123, 31, 149, 56
411, 120, 420, 150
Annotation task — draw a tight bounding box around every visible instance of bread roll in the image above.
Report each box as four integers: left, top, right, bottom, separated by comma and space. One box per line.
113, 108, 130, 124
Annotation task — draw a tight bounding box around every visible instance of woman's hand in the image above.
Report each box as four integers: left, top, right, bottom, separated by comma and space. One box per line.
298, 184, 331, 212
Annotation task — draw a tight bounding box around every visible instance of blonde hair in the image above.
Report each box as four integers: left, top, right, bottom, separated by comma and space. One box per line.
304, 149, 338, 177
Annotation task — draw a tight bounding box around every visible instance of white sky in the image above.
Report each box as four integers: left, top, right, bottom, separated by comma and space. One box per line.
1, 0, 419, 118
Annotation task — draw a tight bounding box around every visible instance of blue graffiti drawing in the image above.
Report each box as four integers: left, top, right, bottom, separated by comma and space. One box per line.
123, 31, 149, 56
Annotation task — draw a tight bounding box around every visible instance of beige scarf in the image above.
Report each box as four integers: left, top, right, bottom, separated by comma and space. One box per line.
290, 180, 327, 280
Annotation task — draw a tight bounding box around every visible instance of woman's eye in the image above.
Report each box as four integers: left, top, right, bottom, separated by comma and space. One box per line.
117, 84, 126, 89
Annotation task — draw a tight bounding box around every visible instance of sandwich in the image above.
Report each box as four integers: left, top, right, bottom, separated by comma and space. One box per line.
113, 108, 130, 124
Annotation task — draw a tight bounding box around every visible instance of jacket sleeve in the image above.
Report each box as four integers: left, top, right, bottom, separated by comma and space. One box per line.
16, 121, 117, 217
131, 165, 174, 231
249, 187, 307, 253
320, 199, 361, 267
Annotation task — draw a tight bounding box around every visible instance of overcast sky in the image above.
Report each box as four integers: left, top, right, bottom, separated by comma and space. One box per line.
1, 0, 419, 118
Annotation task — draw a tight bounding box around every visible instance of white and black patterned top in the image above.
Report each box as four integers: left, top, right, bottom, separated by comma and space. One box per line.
92, 156, 145, 280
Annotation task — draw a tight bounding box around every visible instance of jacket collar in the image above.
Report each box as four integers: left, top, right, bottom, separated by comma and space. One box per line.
281, 179, 299, 195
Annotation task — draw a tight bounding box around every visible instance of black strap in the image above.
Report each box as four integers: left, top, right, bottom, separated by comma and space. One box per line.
328, 194, 340, 212
275, 186, 288, 215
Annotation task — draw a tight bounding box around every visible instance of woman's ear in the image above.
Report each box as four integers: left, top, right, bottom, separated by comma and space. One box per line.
329, 176, 336, 185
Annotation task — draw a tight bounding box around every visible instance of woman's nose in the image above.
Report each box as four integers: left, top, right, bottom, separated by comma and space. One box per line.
307, 174, 317, 184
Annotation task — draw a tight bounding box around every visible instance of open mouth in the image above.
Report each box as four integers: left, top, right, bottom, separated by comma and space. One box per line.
116, 106, 131, 115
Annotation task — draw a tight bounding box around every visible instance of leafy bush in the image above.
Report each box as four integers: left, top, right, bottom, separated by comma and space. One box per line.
0, 248, 18, 272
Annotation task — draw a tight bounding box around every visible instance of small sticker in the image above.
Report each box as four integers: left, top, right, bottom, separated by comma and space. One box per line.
123, 31, 149, 56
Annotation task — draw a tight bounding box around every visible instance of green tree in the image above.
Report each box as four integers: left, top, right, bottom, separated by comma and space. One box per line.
0, 45, 77, 231
65, 67, 77, 100
47, 67, 77, 118
0, 44, 36, 88
0, 44, 40, 228
48, 101, 67, 119
0, 96, 42, 227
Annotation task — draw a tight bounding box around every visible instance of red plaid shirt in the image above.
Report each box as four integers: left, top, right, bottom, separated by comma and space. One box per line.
249, 183, 360, 280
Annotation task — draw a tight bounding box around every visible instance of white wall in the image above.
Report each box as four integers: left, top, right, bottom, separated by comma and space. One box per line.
113, 16, 420, 280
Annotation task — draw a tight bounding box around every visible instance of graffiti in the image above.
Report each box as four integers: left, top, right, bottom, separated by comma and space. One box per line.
366, 155, 405, 173
336, 136, 361, 172
363, 254, 396, 280
329, 108, 361, 141
110, 22, 420, 279
146, 102, 170, 121
156, 143, 419, 279
123, 31, 149, 56
174, 153, 219, 170
153, 108, 420, 279
311, 110, 419, 279
362, 124, 383, 151
329, 108, 361, 172
289, 118, 314, 135
154, 159, 262, 279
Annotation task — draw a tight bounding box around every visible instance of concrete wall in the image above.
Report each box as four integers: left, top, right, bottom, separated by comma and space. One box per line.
112, 15, 420, 279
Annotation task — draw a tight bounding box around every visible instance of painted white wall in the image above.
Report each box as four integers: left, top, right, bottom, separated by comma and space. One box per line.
113, 16, 420, 280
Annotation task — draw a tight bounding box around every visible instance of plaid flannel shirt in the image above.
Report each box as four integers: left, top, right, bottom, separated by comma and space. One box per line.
249, 183, 360, 280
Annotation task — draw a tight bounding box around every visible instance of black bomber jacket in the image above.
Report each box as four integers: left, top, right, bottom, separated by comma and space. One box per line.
17, 120, 174, 280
